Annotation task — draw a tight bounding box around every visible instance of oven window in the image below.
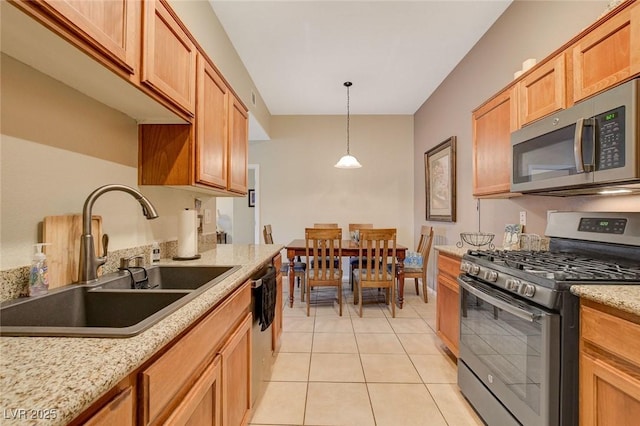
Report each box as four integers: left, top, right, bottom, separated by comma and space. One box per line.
461, 291, 543, 414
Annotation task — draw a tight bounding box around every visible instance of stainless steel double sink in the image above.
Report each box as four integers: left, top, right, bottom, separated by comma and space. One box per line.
0, 265, 240, 338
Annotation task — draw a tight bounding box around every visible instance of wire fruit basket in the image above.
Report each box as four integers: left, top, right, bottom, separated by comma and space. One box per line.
456, 232, 495, 249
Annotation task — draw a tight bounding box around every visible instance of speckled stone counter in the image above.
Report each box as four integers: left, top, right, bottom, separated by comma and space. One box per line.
434, 245, 469, 258
571, 285, 640, 317
0, 244, 283, 425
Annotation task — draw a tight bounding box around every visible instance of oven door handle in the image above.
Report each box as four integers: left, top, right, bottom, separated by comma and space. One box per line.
458, 277, 539, 322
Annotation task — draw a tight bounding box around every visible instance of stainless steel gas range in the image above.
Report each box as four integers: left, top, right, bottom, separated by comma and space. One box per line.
457, 211, 640, 426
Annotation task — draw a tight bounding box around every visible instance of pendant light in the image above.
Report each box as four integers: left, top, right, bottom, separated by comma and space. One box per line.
335, 81, 362, 168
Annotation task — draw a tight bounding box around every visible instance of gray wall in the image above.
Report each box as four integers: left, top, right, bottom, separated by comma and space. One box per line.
414, 0, 639, 248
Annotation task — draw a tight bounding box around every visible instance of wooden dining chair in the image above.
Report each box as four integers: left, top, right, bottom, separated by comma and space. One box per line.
353, 228, 397, 318
402, 225, 434, 303
305, 227, 343, 316
264, 225, 307, 301
348, 223, 373, 290
310, 223, 340, 269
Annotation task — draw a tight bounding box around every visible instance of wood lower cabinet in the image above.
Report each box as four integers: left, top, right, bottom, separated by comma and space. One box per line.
472, 86, 519, 197
572, 1, 640, 103
580, 300, 640, 425
140, 281, 251, 425
84, 387, 134, 426
220, 314, 252, 426
164, 356, 222, 426
141, 0, 196, 115
518, 53, 568, 125
435, 252, 461, 357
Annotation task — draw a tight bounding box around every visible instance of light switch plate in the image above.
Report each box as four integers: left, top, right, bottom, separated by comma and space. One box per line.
204, 209, 212, 224
520, 211, 527, 226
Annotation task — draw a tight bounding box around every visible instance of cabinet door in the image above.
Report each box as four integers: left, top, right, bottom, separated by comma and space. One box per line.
472, 87, 518, 196
142, 0, 196, 115
518, 54, 567, 125
227, 94, 249, 194
196, 56, 229, 189
573, 3, 640, 102
84, 387, 134, 426
220, 314, 252, 426
37, 0, 138, 74
165, 355, 222, 426
436, 272, 460, 358
580, 353, 640, 426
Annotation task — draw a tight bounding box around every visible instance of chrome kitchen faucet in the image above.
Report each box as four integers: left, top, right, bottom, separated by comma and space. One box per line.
78, 184, 159, 283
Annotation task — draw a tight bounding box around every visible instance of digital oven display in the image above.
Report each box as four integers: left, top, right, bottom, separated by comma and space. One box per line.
578, 218, 627, 234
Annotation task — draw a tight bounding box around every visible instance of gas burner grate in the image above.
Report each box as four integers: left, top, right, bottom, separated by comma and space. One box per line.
467, 250, 640, 282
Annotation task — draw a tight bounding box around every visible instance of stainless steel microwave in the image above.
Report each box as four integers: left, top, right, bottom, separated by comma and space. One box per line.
511, 78, 639, 196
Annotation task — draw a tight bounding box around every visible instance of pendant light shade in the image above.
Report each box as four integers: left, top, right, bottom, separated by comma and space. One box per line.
335, 154, 362, 168
335, 81, 362, 169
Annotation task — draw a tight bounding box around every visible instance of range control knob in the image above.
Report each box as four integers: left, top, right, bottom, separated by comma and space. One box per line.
506, 279, 521, 291
522, 284, 536, 297
460, 262, 471, 273
483, 270, 498, 282
469, 264, 481, 276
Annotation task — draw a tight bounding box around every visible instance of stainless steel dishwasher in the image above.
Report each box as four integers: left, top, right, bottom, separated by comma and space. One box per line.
250, 265, 276, 407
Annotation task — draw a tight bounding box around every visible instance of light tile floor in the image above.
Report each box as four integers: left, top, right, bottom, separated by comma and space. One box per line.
249, 283, 485, 426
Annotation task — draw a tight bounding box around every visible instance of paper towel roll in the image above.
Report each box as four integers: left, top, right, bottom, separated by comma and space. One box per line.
177, 209, 198, 258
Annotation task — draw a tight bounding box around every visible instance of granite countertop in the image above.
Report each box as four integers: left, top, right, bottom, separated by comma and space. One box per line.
0, 244, 283, 426
434, 245, 469, 258
571, 285, 640, 317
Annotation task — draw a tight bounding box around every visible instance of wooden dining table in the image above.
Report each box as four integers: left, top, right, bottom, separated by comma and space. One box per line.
285, 239, 408, 309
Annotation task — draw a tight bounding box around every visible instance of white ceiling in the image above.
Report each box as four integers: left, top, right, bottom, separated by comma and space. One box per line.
209, 0, 512, 115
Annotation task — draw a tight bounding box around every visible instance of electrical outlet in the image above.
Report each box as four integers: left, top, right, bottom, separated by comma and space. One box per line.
204, 209, 212, 224
520, 211, 527, 226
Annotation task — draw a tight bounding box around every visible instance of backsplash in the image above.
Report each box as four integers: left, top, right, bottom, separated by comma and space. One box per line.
0, 233, 218, 303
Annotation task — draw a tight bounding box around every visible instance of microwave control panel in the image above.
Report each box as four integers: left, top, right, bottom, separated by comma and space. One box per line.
596, 106, 625, 170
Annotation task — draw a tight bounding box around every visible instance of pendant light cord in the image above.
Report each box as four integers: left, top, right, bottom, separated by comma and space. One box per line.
345, 81, 352, 155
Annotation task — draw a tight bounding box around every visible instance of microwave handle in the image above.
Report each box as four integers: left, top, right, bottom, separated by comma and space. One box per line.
574, 118, 595, 173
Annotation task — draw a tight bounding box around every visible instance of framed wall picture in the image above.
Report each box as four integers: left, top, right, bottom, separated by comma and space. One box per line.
248, 189, 255, 207
425, 136, 456, 222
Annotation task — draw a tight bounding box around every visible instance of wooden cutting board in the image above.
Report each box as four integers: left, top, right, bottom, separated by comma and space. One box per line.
43, 215, 103, 288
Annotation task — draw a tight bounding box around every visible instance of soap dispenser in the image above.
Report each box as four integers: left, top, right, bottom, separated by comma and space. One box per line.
29, 243, 50, 296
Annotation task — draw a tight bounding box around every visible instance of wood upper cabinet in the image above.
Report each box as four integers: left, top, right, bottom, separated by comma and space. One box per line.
34, 0, 138, 74
572, 1, 640, 103
472, 86, 518, 197
580, 301, 640, 425
196, 56, 229, 189
142, 0, 196, 115
228, 94, 249, 194
139, 53, 248, 196
436, 252, 461, 358
518, 53, 567, 125
220, 314, 252, 426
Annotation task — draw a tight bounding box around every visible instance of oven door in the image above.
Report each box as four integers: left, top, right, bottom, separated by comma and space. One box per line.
458, 275, 560, 426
